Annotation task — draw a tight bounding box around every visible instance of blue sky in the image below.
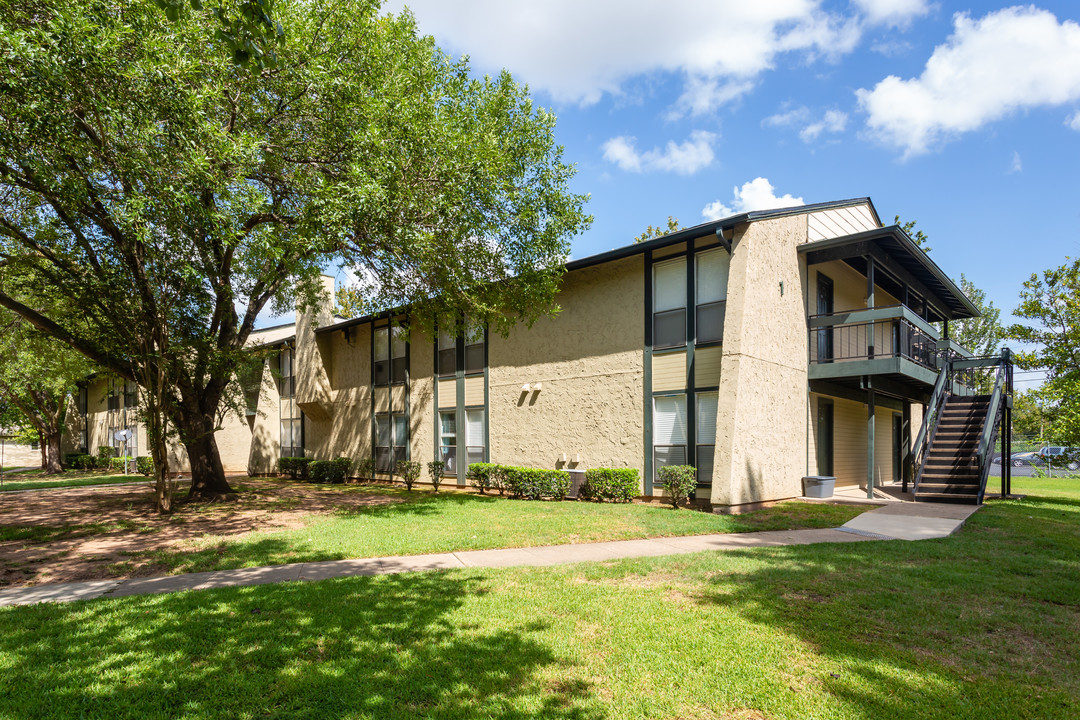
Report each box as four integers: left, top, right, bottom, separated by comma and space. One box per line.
379, 2, 1078, 360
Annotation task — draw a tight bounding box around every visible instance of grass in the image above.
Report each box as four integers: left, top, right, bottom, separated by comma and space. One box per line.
139, 485, 868, 575
0, 475, 1076, 719
0, 472, 143, 492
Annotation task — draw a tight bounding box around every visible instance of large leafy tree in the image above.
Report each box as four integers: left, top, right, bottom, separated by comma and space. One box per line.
0, 0, 590, 502
948, 274, 1004, 358
1008, 258, 1080, 445
0, 309, 94, 474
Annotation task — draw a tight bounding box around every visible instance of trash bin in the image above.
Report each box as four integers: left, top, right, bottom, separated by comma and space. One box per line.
802, 475, 835, 498
565, 469, 586, 499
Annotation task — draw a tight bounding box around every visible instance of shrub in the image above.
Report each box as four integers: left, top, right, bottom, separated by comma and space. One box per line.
307, 457, 352, 484
331, 457, 352, 483
427, 460, 445, 492
467, 462, 500, 494
502, 465, 571, 500
277, 456, 313, 481
396, 460, 422, 491
355, 457, 376, 481
581, 468, 639, 503
97, 445, 114, 466
65, 453, 96, 470
108, 456, 134, 473
135, 456, 154, 476
658, 465, 697, 509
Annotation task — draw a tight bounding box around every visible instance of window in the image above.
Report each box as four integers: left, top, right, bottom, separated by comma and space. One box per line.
107, 381, 120, 412
375, 413, 408, 472
279, 347, 302, 458
77, 386, 88, 452
696, 392, 718, 488
438, 327, 456, 378
373, 327, 389, 386
696, 249, 728, 344
465, 321, 485, 375
439, 411, 457, 474
391, 326, 407, 383
653, 394, 687, 482
653, 257, 687, 349
123, 380, 138, 410
816, 399, 834, 476
125, 425, 138, 458
465, 408, 485, 467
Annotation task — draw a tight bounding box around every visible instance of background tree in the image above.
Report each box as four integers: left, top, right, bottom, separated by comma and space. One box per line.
1011, 390, 1048, 442
0, 0, 590, 503
894, 215, 932, 253
155, 0, 283, 69
1008, 258, 1080, 445
0, 310, 94, 474
634, 216, 683, 243
948, 274, 1005, 357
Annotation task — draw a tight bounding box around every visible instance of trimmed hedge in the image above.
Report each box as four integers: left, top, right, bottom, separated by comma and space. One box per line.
96, 446, 114, 466
355, 458, 376, 482
65, 453, 96, 470
502, 465, 571, 501
278, 456, 314, 481
309, 457, 352, 484
108, 456, 135, 473
466, 463, 500, 494
658, 464, 697, 509
135, 456, 154, 476
581, 468, 639, 503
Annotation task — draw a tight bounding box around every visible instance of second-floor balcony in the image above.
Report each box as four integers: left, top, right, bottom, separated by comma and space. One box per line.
808, 304, 975, 396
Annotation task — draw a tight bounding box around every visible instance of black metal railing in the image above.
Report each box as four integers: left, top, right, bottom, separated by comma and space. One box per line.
809, 316, 940, 368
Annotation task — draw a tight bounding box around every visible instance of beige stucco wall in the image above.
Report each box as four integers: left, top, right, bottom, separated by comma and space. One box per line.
489, 255, 645, 476
409, 325, 436, 469
711, 215, 810, 506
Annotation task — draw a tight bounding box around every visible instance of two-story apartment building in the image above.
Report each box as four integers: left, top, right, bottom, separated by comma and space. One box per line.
68, 197, 993, 508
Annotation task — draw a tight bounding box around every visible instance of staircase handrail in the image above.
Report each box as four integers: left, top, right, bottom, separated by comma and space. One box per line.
912, 356, 950, 495
974, 354, 1009, 504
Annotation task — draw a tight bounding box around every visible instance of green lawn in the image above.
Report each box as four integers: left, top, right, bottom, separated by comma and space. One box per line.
0, 477, 1076, 719
141, 486, 868, 575
0, 472, 142, 492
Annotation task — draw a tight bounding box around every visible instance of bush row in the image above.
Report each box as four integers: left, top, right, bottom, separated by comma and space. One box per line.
579, 468, 639, 503
309, 457, 353, 484
466, 463, 571, 500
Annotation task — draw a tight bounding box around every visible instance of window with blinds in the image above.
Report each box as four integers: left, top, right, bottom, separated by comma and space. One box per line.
696, 391, 718, 487
653, 257, 686, 349
391, 327, 407, 383
653, 394, 687, 479
438, 327, 456, 377
373, 327, 389, 386
696, 249, 728, 344
375, 413, 408, 472
440, 411, 457, 473
464, 321, 485, 375
466, 408, 485, 467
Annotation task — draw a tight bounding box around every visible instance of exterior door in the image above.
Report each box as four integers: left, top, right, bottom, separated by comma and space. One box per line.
892, 414, 903, 484
816, 399, 834, 476
817, 273, 834, 362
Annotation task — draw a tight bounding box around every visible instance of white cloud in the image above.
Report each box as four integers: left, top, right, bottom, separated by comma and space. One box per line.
1067, 112, 1080, 131
1009, 151, 1023, 174
852, 0, 931, 27
857, 7, 1080, 157
384, 1, 866, 115
701, 177, 805, 220
764, 106, 847, 142
602, 131, 717, 175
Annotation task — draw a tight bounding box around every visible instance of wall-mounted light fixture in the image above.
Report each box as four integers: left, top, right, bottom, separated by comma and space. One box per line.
532, 382, 543, 392
521, 384, 531, 392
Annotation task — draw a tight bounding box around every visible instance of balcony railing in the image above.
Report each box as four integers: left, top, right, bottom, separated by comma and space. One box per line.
809, 304, 946, 369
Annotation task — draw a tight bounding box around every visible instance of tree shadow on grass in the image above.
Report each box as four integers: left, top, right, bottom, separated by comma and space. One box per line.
0, 571, 604, 720
684, 501, 1080, 718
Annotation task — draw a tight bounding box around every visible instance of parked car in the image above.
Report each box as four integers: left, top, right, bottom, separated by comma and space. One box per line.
996, 451, 1038, 467
1035, 446, 1080, 471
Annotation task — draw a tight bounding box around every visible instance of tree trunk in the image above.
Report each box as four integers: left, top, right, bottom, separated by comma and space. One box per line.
44, 429, 62, 474
180, 423, 234, 499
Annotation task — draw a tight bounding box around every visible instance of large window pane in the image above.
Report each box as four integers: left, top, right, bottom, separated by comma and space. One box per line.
696, 249, 729, 304
440, 411, 457, 473
394, 414, 408, 450
653, 258, 686, 312
696, 301, 725, 344
696, 445, 715, 487
654, 395, 687, 445
374, 327, 390, 385
438, 327, 456, 377
391, 327, 407, 383
465, 343, 484, 374
654, 308, 686, 349
465, 408, 485, 465
696, 392, 718, 444
654, 445, 687, 480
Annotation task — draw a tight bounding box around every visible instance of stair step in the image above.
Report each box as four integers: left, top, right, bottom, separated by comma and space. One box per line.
915, 492, 979, 504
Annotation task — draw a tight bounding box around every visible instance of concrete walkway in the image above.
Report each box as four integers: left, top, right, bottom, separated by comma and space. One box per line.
0, 501, 981, 608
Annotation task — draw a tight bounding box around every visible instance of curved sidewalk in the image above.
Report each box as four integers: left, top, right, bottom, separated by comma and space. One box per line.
0, 501, 980, 608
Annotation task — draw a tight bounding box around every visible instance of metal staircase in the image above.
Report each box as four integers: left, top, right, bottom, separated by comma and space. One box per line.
911, 350, 1013, 505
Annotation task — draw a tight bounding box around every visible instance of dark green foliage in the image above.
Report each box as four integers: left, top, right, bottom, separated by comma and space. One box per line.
467, 462, 500, 494
581, 468, 640, 503
657, 465, 697, 509
96, 446, 114, 466
65, 453, 96, 470
108, 456, 134, 473
355, 458, 376, 481
277, 457, 313, 481
135, 456, 154, 476
396, 460, 422, 491
308, 458, 352, 484
427, 460, 445, 492
502, 466, 571, 501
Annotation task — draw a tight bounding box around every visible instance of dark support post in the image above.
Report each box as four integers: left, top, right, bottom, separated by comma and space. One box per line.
1004, 348, 1013, 497
866, 257, 875, 359
902, 402, 913, 492
943, 319, 950, 341
867, 380, 876, 499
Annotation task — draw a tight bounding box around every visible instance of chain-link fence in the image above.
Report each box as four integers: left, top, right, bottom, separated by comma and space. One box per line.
995, 434, 1080, 474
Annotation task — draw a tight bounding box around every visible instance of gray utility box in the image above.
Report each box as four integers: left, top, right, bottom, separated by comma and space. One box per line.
802, 476, 835, 498
564, 469, 587, 499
